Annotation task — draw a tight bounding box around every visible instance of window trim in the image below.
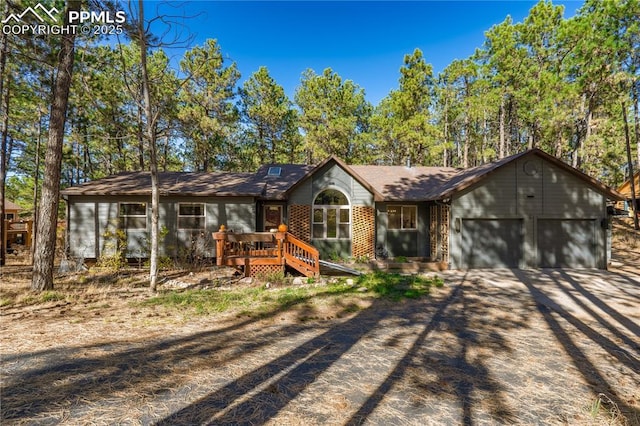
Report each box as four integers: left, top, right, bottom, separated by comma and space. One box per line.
388, 205, 418, 230
119, 202, 147, 230
312, 189, 351, 240
178, 202, 206, 230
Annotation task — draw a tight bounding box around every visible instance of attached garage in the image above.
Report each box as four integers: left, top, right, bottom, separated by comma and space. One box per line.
461, 219, 523, 268
537, 219, 597, 268
443, 149, 622, 270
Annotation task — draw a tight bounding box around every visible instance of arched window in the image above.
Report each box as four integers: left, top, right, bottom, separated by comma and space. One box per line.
312, 189, 350, 239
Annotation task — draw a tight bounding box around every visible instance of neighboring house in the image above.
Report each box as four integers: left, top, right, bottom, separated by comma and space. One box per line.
3, 200, 31, 250
4, 200, 21, 220
61, 148, 623, 269
616, 171, 640, 213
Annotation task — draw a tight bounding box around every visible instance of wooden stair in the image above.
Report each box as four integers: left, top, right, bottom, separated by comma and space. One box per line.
213, 227, 320, 278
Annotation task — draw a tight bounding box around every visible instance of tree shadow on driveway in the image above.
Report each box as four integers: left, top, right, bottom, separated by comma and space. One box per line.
514, 269, 640, 423
4, 269, 637, 424
346, 276, 522, 425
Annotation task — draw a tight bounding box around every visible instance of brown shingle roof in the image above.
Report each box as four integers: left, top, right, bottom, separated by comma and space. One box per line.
61, 171, 264, 197
352, 149, 623, 202
60, 149, 623, 202
349, 165, 459, 201
4, 200, 21, 211
254, 164, 316, 199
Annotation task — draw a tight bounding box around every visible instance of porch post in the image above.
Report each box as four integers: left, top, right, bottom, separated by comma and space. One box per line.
275, 230, 286, 266
212, 225, 227, 266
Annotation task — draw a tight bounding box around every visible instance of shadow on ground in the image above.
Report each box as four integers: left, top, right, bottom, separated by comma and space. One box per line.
2, 269, 639, 424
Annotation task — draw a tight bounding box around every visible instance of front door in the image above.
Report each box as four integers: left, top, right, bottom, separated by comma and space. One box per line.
263, 205, 283, 231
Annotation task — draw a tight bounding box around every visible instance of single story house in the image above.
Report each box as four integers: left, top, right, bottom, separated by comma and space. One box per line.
61, 148, 624, 269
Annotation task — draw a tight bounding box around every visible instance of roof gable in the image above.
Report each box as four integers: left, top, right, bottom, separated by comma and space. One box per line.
617, 171, 640, 199
284, 155, 384, 201
432, 149, 624, 201
4, 200, 21, 211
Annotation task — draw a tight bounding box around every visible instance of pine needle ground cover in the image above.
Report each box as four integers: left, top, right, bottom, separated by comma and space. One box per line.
1, 243, 638, 424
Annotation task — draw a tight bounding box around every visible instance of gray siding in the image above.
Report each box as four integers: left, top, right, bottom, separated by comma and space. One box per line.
375, 202, 429, 258
454, 163, 518, 217
66, 195, 255, 259
542, 163, 603, 217
288, 179, 312, 205
450, 157, 608, 269
517, 157, 543, 217
314, 240, 352, 260
67, 202, 97, 259
288, 162, 374, 206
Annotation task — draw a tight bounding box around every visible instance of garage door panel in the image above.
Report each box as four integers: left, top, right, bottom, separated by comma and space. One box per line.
461, 219, 523, 268
538, 219, 595, 268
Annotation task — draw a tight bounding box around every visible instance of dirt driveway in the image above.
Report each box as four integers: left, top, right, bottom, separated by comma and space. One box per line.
1, 268, 639, 425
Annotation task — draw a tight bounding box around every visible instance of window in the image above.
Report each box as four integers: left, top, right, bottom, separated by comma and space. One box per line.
119, 202, 147, 229
388, 206, 417, 230
312, 189, 350, 239
178, 203, 205, 229
267, 166, 282, 176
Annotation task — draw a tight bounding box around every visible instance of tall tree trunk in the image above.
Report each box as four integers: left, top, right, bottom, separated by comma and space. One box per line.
137, 103, 145, 170
481, 109, 487, 163
633, 81, 639, 168
555, 134, 562, 158
31, 109, 43, 255
573, 94, 586, 168
137, 0, 160, 291
0, 3, 8, 267
0, 92, 7, 267
582, 109, 592, 169
463, 77, 469, 168
528, 124, 535, 150
443, 102, 449, 167
32, 0, 80, 291
499, 96, 505, 159
622, 100, 639, 230
163, 135, 169, 172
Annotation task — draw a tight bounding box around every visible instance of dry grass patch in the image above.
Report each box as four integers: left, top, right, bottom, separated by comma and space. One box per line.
139, 272, 444, 319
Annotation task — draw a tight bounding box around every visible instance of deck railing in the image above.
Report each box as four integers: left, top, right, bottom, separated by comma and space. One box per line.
3, 219, 33, 251
212, 226, 319, 277
282, 232, 320, 278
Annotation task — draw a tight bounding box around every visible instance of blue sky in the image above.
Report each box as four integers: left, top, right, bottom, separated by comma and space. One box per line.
152, 1, 585, 105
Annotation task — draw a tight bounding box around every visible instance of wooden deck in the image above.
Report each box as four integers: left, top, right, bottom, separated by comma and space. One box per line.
213, 228, 320, 278
3, 220, 33, 251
